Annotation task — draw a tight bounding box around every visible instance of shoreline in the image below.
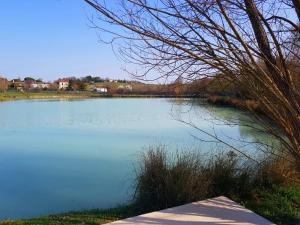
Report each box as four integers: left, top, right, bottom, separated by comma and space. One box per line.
0, 92, 260, 114
0, 92, 201, 102
0, 205, 138, 225
206, 95, 262, 113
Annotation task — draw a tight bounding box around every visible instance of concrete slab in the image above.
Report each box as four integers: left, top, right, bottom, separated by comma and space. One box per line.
106, 196, 274, 225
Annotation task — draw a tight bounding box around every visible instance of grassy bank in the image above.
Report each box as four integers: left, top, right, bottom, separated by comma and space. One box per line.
0, 92, 194, 102
0, 205, 139, 225
245, 185, 300, 225
0, 92, 101, 101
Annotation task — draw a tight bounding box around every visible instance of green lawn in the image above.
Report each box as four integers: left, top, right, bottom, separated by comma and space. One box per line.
245, 185, 300, 225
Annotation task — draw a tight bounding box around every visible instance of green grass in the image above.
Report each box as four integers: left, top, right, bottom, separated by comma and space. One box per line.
0, 205, 139, 225
0, 92, 102, 101
245, 185, 300, 225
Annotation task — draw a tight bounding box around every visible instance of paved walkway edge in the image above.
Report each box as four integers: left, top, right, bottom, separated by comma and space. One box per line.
106, 196, 275, 225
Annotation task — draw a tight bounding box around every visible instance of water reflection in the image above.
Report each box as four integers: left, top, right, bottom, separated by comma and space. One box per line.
168, 98, 279, 157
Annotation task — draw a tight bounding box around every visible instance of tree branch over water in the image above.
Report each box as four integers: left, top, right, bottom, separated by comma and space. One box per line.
84, 0, 300, 169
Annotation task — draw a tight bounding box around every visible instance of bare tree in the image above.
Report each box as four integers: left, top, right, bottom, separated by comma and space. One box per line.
84, 0, 300, 169
0, 77, 8, 92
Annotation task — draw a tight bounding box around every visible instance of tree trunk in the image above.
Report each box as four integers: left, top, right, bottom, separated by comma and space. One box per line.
293, 0, 300, 23
244, 0, 279, 77
245, 0, 300, 110
245, 0, 300, 162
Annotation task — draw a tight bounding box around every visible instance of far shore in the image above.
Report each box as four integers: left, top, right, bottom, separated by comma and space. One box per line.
0, 91, 202, 102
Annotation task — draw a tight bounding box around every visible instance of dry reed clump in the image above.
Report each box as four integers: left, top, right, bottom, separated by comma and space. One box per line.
134, 147, 210, 211
134, 146, 257, 211
255, 158, 300, 186
207, 95, 260, 112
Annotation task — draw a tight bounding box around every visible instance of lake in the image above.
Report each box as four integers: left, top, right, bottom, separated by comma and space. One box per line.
0, 98, 273, 219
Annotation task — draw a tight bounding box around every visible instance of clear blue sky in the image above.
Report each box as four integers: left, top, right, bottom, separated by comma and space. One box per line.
0, 0, 129, 81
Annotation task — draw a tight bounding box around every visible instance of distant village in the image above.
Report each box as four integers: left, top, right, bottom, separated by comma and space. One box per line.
0, 75, 202, 97
0, 75, 143, 94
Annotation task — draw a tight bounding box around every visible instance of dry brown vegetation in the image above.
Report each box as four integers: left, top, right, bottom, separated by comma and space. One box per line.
207, 95, 261, 112
0, 77, 8, 92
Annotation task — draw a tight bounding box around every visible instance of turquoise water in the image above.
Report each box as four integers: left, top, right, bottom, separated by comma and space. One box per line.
0, 98, 271, 219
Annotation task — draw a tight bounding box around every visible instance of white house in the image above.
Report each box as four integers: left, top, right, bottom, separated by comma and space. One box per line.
58, 80, 69, 90
31, 82, 50, 89
118, 84, 132, 91
94, 87, 108, 93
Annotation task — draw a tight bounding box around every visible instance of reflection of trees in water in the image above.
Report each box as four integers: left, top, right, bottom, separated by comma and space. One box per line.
169, 98, 281, 159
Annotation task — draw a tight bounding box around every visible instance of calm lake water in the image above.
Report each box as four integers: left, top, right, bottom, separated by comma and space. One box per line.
0, 98, 272, 219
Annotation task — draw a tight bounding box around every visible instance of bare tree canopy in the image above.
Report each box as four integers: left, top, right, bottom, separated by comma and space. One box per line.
84, 0, 300, 168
